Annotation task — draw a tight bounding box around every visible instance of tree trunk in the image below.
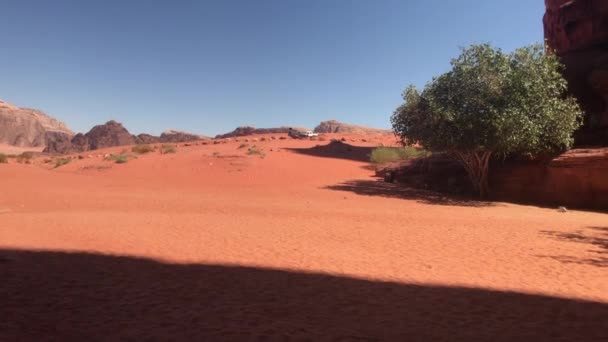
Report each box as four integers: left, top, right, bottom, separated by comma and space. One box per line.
453, 150, 493, 199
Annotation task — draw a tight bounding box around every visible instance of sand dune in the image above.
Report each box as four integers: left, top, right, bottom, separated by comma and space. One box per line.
1, 134, 607, 340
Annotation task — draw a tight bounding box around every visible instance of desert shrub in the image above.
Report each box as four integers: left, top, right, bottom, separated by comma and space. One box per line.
392, 43, 582, 198
132, 144, 155, 154
370, 146, 429, 164
0, 154, 7, 164
160, 144, 176, 154
104, 154, 131, 164
16, 152, 34, 164
246, 145, 265, 158
238, 143, 248, 149
54, 158, 71, 168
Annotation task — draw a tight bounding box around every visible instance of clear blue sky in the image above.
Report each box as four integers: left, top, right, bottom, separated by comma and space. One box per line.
0, 0, 545, 136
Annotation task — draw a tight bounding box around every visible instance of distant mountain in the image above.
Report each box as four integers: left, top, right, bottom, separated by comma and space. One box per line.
0, 99, 73, 148
44, 121, 207, 154
215, 126, 309, 139
313, 120, 391, 135
159, 130, 207, 143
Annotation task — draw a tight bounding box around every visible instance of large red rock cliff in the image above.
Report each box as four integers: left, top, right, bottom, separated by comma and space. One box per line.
544, 0, 608, 145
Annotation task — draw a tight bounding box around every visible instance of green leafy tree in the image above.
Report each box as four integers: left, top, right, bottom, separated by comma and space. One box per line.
392, 43, 582, 198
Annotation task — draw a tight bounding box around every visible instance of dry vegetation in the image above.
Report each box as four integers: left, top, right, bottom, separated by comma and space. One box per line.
370, 146, 429, 164
132, 144, 155, 154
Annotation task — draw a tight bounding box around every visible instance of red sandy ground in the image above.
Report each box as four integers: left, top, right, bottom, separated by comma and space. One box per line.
1, 134, 607, 341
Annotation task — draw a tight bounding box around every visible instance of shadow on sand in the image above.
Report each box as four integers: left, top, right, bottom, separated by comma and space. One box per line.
538, 227, 608, 268
325, 179, 493, 207
287, 141, 375, 162
1, 249, 607, 341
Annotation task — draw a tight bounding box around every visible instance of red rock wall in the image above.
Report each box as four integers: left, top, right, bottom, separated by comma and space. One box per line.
490, 149, 608, 210
544, 0, 608, 53
544, 0, 608, 145
384, 149, 608, 211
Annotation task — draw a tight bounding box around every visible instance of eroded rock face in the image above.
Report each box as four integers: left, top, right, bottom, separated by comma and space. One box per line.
159, 130, 204, 143
44, 120, 135, 153
544, 0, 608, 145
215, 126, 297, 139
134, 134, 160, 144
43, 131, 74, 154
0, 99, 73, 147
84, 120, 136, 150
490, 148, 608, 210
313, 120, 391, 135
381, 149, 608, 211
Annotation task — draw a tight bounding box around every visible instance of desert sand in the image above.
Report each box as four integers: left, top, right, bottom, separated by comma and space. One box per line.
1, 134, 607, 341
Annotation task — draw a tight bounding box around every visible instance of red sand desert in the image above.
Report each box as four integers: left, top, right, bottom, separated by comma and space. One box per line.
1, 134, 607, 341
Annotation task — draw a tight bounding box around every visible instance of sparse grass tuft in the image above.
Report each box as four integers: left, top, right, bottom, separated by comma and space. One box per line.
238, 143, 249, 149
104, 154, 132, 164
160, 144, 176, 154
246, 145, 266, 158
16, 152, 34, 164
54, 157, 71, 168
82, 165, 111, 171
132, 144, 155, 154
370, 146, 429, 164
0, 154, 7, 164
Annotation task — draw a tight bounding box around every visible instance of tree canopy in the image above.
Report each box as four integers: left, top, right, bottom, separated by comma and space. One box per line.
391, 43, 582, 197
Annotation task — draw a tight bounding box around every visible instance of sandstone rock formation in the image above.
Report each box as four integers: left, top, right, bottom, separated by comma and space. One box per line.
379, 148, 608, 211
134, 133, 160, 144
44, 122, 207, 153
313, 120, 391, 135
490, 148, 608, 210
44, 120, 135, 153
0, 99, 73, 147
84, 120, 136, 150
43, 131, 73, 155
544, 0, 608, 145
159, 130, 205, 143
215, 126, 301, 139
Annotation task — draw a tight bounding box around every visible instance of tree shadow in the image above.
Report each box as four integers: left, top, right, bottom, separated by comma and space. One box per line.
4, 249, 605, 341
325, 179, 494, 207
286, 141, 374, 162
538, 227, 608, 267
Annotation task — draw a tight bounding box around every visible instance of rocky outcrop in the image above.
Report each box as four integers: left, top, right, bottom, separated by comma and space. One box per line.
43, 131, 73, 155
380, 148, 608, 211
0, 99, 73, 147
134, 134, 160, 144
215, 126, 301, 139
544, 0, 608, 145
44, 120, 135, 153
84, 120, 136, 150
313, 120, 391, 135
159, 130, 205, 143
44, 122, 207, 153
491, 148, 608, 210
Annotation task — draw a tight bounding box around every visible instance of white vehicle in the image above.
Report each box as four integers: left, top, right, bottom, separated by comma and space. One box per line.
288, 128, 318, 138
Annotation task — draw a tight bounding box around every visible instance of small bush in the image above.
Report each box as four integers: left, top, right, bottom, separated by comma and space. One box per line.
54, 158, 71, 168
104, 154, 131, 164
132, 144, 155, 154
16, 152, 34, 164
160, 144, 176, 154
370, 146, 429, 164
238, 143, 249, 149
212, 151, 220, 157
246, 145, 266, 158
0, 154, 7, 164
